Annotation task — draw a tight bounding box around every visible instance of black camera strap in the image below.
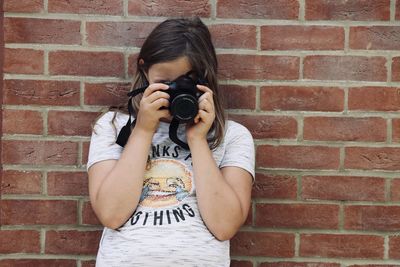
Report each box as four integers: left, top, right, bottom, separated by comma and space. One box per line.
169, 118, 189, 150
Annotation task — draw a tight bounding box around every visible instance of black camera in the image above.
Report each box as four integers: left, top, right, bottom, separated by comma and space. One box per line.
163, 75, 202, 122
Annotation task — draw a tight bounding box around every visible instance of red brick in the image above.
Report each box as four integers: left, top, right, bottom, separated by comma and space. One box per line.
393, 57, 400, 81
0, 230, 40, 253
82, 201, 101, 225
345, 147, 400, 171
210, 24, 257, 49
305, 0, 390, 21
2, 109, 43, 134
302, 176, 385, 201
393, 119, 400, 142
260, 86, 344, 111
228, 114, 297, 139
230, 260, 253, 267
389, 235, 400, 259
0, 259, 75, 267
87, 22, 156, 47
217, 0, 299, 19
3, 80, 80, 106
303, 117, 386, 142
304, 56, 387, 81
84, 82, 131, 106
221, 85, 256, 109
253, 174, 297, 199
48, 0, 123, 15
49, 51, 124, 77
345, 206, 400, 231
47, 172, 88, 196
128, 0, 210, 17
261, 26, 344, 50
2, 140, 78, 165
218, 54, 299, 80
348, 265, 400, 267
300, 234, 384, 259
257, 145, 340, 170
4, 0, 44, 12
231, 231, 295, 257
81, 261, 96, 267
82, 141, 90, 165
4, 48, 44, 74
256, 204, 339, 229
397, 0, 400, 20
349, 87, 400, 111
1, 170, 42, 194
350, 26, 400, 50
45, 230, 102, 254
128, 53, 139, 77
1, 200, 77, 225
5, 18, 81, 44
260, 263, 340, 267
391, 179, 400, 201
48, 111, 100, 136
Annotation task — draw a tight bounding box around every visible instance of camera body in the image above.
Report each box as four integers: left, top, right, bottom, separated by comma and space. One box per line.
164, 75, 202, 122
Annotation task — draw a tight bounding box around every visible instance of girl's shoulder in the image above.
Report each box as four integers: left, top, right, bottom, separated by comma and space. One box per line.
224, 120, 253, 141
95, 110, 129, 128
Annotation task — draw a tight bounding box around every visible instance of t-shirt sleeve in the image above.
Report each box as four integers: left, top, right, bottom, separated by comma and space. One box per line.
86, 111, 123, 171
220, 122, 255, 179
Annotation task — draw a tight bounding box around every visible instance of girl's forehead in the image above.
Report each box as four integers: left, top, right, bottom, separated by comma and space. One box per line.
148, 56, 192, 81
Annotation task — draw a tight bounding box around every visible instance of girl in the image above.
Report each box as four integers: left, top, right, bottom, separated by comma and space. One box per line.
87, 17, 255, 266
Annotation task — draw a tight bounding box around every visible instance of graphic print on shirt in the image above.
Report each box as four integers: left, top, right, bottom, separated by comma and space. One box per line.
139, 158, 193, 208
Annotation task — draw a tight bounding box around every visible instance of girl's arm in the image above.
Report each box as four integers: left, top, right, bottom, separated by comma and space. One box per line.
88, 84, 170, 229
188, 138, 252, 241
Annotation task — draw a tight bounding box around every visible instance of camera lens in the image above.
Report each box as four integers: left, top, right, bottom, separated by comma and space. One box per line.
170, 94, 198, 122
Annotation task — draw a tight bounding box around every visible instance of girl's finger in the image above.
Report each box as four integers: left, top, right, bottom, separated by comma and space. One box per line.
197, 84, 213, 95
199, 99, 213, 113
151, 98, 170, 110
142, 83, 169, 97
145, 90, 170, 104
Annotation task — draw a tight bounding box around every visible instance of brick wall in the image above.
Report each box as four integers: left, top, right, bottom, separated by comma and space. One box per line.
2, 0, 400, 266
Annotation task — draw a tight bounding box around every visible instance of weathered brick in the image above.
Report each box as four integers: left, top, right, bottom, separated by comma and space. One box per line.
303, 117, 386, 142
305, 0, 390, 21
1, 200, 77, 225
228, 114, 297, 139
0, 230, 40, 253
47, 172, 88, 196
304, 56, 387, 81
389, 235, 400, 259
349, 87, 400, 111
2, 140, 78, 165
252, 174, 297, 199
5, 18, 81, 44
48, 0, 123, 15
261, 26, 344, 50
345, 147, 400, 171
217, 0, 299, 19
4, 0, 44, 12
345, 205, 400, 231
49, 51, 124, 77
87, 22, 156, 47
221, 85, 256, 110
257, 145, 340, 170
256, 204, 339, 229
302, 176, 385, 201
3, 80, 80, 106
48, 111, 100, 136
218, 54, 299, 80
4, 48, 43, 74
350, 26, 400, 50
82, 201, 101, 226
210, 24, 257, 49
231, 231, 295, 257
260, 86, 344, 111
0, 259, 76, 267
2, 109, 43, 134
84, 82, 131, 106
45, 230, 102, 255
393, 57, 400, 81
1, 170, 42, 194
128, 0, 210, 17
300, 234, 384, 259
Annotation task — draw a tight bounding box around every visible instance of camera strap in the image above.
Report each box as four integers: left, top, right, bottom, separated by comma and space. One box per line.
169, 118, 189, 150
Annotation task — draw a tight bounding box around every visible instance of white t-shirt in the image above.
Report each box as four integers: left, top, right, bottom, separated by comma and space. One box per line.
87, 111, 255, 267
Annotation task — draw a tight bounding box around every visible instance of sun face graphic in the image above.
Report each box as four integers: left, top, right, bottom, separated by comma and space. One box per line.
139, 159, 193, 208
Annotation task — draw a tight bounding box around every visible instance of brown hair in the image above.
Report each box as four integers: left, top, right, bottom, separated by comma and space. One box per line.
110, 17, 225, 149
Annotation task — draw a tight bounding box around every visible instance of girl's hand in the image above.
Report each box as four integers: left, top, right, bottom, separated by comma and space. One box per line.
186, 85, 216, 144
135, 83, 172, 134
